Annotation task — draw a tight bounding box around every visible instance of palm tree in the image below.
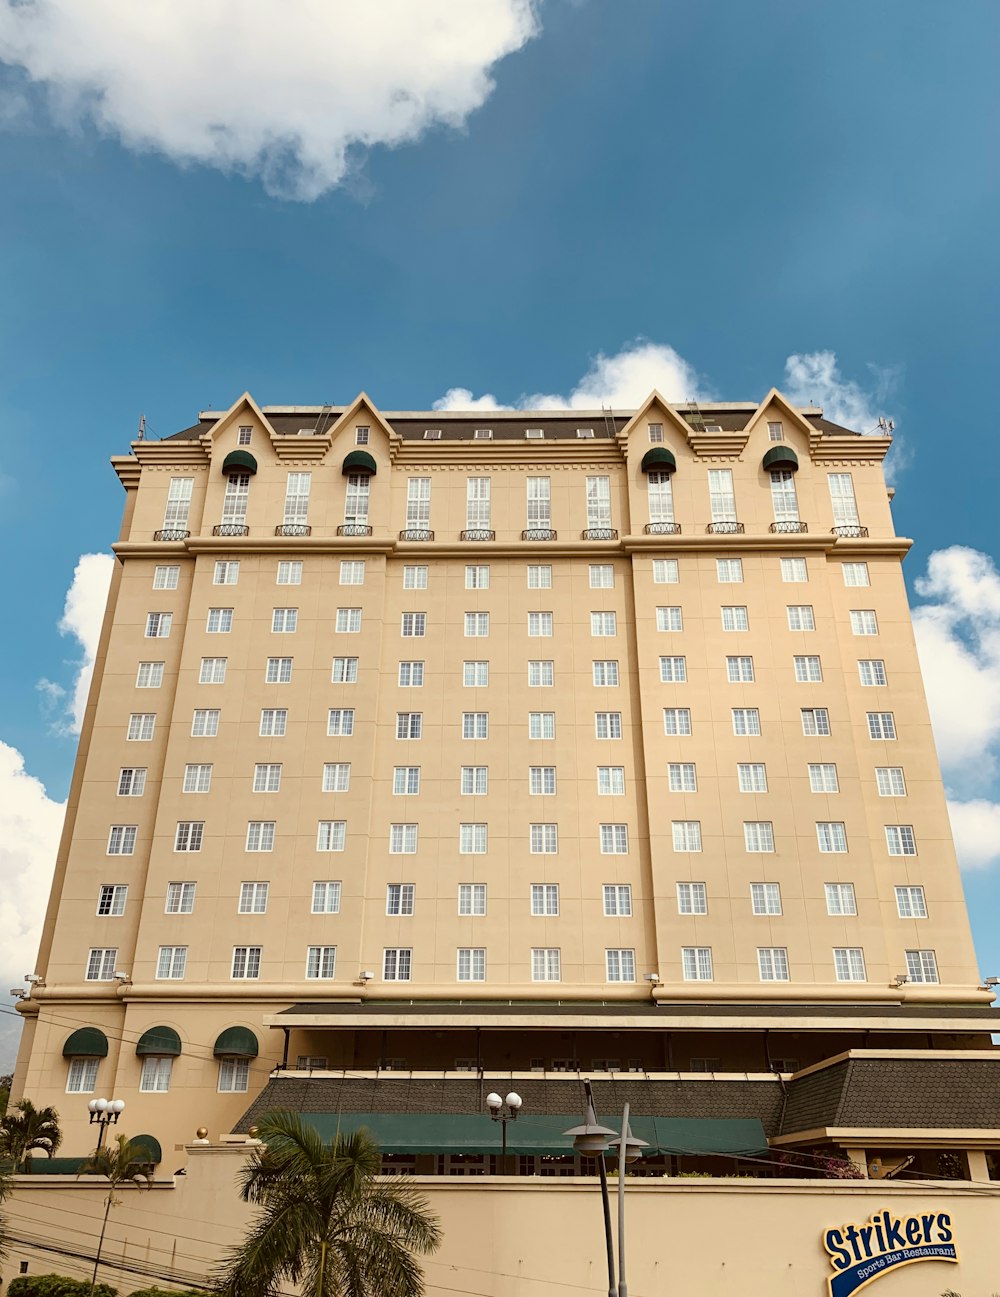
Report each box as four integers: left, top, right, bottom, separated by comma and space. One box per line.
0, 1098, 62, 1170
214, 1111, 441, 1297
78, 1133, 154, 1294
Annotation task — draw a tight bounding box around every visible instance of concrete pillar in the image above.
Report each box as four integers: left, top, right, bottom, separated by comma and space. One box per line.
966, 1149, 990, 1183
842, 1147, 868, 1178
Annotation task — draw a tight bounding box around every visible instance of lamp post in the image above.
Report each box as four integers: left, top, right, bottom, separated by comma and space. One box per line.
87, 1097, 125, 1150
485, 1090, 522, 1174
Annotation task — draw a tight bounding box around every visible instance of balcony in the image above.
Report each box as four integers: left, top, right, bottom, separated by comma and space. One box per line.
644, 522, 681, 536
398, 528, 434, 542
337, 523, 373, 537
153, 528, 190, 541
274, 523, 311, 537
706, 521, 744, 535
832, 525, 869, 538
581, 528, 618, 541
769, 521, 808, 534
213, 523, 249, 537
521, 528, 557, 541
460, 528, 496, 542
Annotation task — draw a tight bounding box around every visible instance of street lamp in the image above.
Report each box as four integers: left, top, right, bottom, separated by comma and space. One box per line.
88, 1098, 125, 1150
564, 1079, 647, 1297
485, 1091, 522, 1174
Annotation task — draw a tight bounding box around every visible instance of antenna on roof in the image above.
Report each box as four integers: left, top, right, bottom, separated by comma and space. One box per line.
877, 416, 894, 434
137, 414, 146, 441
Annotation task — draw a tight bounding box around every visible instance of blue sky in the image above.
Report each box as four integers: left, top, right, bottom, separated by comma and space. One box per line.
1, 0, 999, 1062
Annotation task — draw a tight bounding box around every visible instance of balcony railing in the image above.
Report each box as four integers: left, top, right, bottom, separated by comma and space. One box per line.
398, 528, 434, 542
769, 520, 808, 534
153, 528, 190, 541
337, 523, 373, 537
213, 523, 249, 537
581, 528, 618, 541
831, 525, 869, 538
521, 528, 557, 541
275, 523, 311, 537
644, 521, 681, 535
460, 528, 496, 542
706, 521, 744, 535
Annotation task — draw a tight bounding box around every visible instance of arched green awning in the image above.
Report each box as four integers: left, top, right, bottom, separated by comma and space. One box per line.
214, 1026, 259, 1059
222, 449, 258, 475
131, 1134, 162, 1165
640, 447, 677, 474
762, 445, 799, 472
136, 1026, 182, 1057
62, 1027, 109, 1058
342, 450, 377, 476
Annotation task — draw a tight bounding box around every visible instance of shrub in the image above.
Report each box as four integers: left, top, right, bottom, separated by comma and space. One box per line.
130, 1289, 208, 1296
7, 1276, 117, 1297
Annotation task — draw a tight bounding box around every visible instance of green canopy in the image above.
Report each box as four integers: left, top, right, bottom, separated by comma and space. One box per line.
640, 447, 677, 474
136, 1026, 182, 1056
221, 449, 258, 475
214, 1026, 259, 1058
342, 450, 377, 475
762, 444, 798, 472
131, 1133, 162, 1164
62, 1027, 108, 1058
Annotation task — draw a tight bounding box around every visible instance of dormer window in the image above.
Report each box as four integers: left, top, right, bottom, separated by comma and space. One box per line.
703, 424, 723, 433
768, 422, 784, 441
648, 424, 664, 443
238, 427, 252, 446
576, 428, 595, 438
356, 427, 370, 445
525, 428, 544, 439
424, 429, 442, 440
474, 428, 493, 440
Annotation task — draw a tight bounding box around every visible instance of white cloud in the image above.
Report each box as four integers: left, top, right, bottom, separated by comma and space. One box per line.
0, 0, 539, 200
947, 800, 1000, 872
782, 351, 883, 432
37, 552, 114, 735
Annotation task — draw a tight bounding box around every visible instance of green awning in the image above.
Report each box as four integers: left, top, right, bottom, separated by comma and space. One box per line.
222, 449, 258, 475
342, 450, 377, 476
640, 447, 677, 474
62, 1027, 108, 1058
131, 1134, 162, 1165
641, 1117, 768, 1157
762, 445, 798, 472
214, 1026, 259, 1059
136, 1026, 182, 1057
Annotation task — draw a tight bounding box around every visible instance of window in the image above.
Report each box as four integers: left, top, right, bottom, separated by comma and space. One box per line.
842, 562, 870, 587
592, 660, 619, 687
355, 426, 370, 445
424, 429, 441, 440
676, 882, 707, 915
389, 824, 418, 854
586, 475, 612, 528
322, 763, 350, 793
86, 948, 117, 981
139, 1057, 173, 1093
659, 656, 687, 683
794, 655, 822, 683
383, 948, 412, 981
817, 822, 848, 853
786, 605, 815, 631
66, 1058, 100, 1093
403, 564, 428, 589
770, 469, 799, 523
457, 948, 486, 981
312, 881, 342, 914
153, 564, 180, 590
576, 427, 595, 439
600, 824, 629, 853
726, 655, 755, 683
340, 560, 365, 585
239, 882, 269, 914
335, 608, 361, 634
221, 471, 251, 527
344, 474, 369, 525
591, 611, 618, 636
648, 422, 664, 443
219, 1057, 251, 1093
682, 947, 713, 981
529, 766, 556, 795
737, 763, 768, 792
667, 762, 696, 792
162, 476, 193, 530
97, 884, 128, 916
462, 712, 488, 739
464, 612, 490, 638
801, 708, 831, 737
206, 607, 233, 634
647, 471, 674, 524
851, 610, 879, 636
744, 822, 775, 853
527, 564, 552, 589
758, 948, 789, 982
531, 883, 559, 915
825, 883, 857, 916
751, 881, 781, 914
653, 559, 679, 584
672, 821, 702, 851
732, 708, 761, 736
767, 421, 784, 441
905, 950, 939, 983
473, 427, 492, 440
232, 946, 262, 980
135, 661, 164, 688
304, 945, 338, 980
708, 468, 736, 522
529, 712, 556, 739
253, 764, 282, 792
721, 606, 749, 631
466, 477, 491, 528
780, 558, 808, 582
107, 825, 137, 855
266, 657, 293, 683
828, 473, 860, 527
528, 612, 553, 637
598, 766, 626, 795
808, 764, 840, 793
396, 712, 423, 739
214, 560, 240, 585
401, 612, 427, 638
532, 948, 561, 981
834, 948, 867, 982
127, 713, 156, 741
199, 657, 227, 684
385, 883, 416, 916
156, 946, 187, 980
463, 660, 489, 687
716, 559, 743, 583
589, 564, 614, 589
655, 607, 682, 632
460, 823, 488, 854
603, 884, 632, 916
606, 949, 635, 982
526, 478, 551, 529
145, 612, 172, 638
663, 707, 692, 735
317, 821, 346, 852
528, 661, 554, 687
876, 767, 907, 797
166, 881, 196, 913
858, 659, 887, 686
595, 712, 622, 739
246, 822, 276, 852
173, 821, 203, 852
465, 565, 491, 591
283, 472, 312, 527
896, 886, 927, 918
271, 608, 298, 634
530, 824, 558, 854
328, 709, 355, 736
867, 712, 896, 740
459, 883, 487, 915
886, 825, 917, 856
332, 657, 359, 684
117, 767, 147, 797
393, 766, 421, 795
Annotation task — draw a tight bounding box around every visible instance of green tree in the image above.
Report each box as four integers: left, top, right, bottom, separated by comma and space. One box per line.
214, 1111, 441, 1297
78, 1134, 154, 1294
0, 1099, 62, 1170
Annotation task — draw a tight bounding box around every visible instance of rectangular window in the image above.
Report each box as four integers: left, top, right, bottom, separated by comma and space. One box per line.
473, 427, 492, 440
396, 660, 424, 687
767, 422, 784, 441
787, 605, 815, 632
465, 565, 490, 591
355, 426, 370, 445
603, 884, 632, 916
530, 824, 559, 854
716, 558, 743, 583
598, 765, 626, 795
457, 948, 486, 982
153, 564, 180, 590
165, 882, 196, 913
306, 946, 337, 979
232, 946, 262, 980
676, 882, 707, 915
647, 471, 674, 524
466, 477, 491, 529
529, 712, 555, 739
206, 608, 233, 634
464, 612, 490, 638
335, 608, 361, 633
526, 478, 551, 529
317, 821, 347, 852
726, 655, 755, 683
842, 562, 870, 587
214, 559, 240, 585
591, 611, 618, 636
389, 823, 418, 853
529, 766, 556, 795
867, 712, 896, 740
66, 1058, 100, 1094
459, 823, 488, 854
794, 655, 822, 683
173, 821, 204, 852
312, 881, 342, 914
744, 822, 775, 852
332, 657, 359, 684
770, 469, 799, 522
682, 947, 713, 981
221, 472, 250, 527
876, 767, 907, 797
156, 945, 188, 980
117, 767, 147, 797
322, 763, 350, 792
403, 564, 428, 589
655, 607, 683, 632
751, 881, 781, 914
732, 708, 761, 736
271, 608, 298, 633
586, 475, 612, 528
199, 657, 227, 684
327, 708, 355, 736
127, 713, 156, 741
383, 948, 412, 981
834, 948, 867, 982
145, 612, 172, 638
283, 471, 312, 526
905, 949, 939, 983
663, 707, 693, 735
589, 564, 614, 589
858, 659, 887, 686
825, 883, 857, 916
266, 657, 293, 683
885, 825, 917, 855
238, 881, 269, 914
817, 822, 848, 853
527, 564, 552, 589
672, 820, 702, 851
401, 612, 427, 638
406, 479, 431, 531
801, 708, 831, 736
459, 883, 487, 916
600, 823, 629, 853
659, 655, 687, 683
666, 762, 696, 793
107, 825, 137, 855
758, 947, 789, 982
708, 468, 736, 522
253, 763, 282, 792
163, 476, 193, 530
780, 558, 808, 582
245, 822, 276, 852
592, 660, 620, 687
393, 766, 421, 795
396, 712, 423, 739
896, 885, 927, 918
653, 559, 679, 584
343, 473, 369, 525
97, 884, 128, 917
139, 1057, 173, 1093
595, 712, 622, 739
721, 606, 749, 631
528, 660, 554, 687
737, 763, 768, 792
808, 764, 840, 793
648, 422, 664, 443
528, 612, 553, 637
605, 949, 636, 982
386, 883, 416, 915
462, 712, 488, 739
339, 560, 365, 585
531, 948, 561, 981
851, 610, 879, 636
135, 661, 164, 688
463, 660, 489, 687
85, 948, 117, 981
828, 473, 860, 527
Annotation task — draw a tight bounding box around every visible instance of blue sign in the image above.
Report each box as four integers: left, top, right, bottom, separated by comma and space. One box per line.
823, 1209, 958, 1296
